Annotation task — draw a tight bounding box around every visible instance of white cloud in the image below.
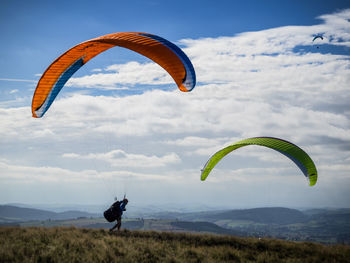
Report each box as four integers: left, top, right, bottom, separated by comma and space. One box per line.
62, 149, 181, 168
164, 136, 225, 147
91, 68, 102, 72
9, 89, 18, 94
0, 78, 36, 83
0, 159, 179, 184
67, 61, 173, 89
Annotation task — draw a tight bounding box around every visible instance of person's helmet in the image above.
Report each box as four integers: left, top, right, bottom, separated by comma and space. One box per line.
123, 198, 128, 204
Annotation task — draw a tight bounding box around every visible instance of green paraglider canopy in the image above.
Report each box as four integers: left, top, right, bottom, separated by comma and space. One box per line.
201, 137, 317, 186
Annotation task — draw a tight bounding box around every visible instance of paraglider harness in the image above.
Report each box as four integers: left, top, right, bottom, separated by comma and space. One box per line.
104, 195, 127, 222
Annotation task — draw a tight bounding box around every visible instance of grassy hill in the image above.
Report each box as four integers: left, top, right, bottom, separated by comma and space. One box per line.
0, 227, 349, 263
3, 217, 240, 236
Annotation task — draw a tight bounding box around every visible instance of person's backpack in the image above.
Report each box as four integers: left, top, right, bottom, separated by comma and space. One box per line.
103, 201, 121, 222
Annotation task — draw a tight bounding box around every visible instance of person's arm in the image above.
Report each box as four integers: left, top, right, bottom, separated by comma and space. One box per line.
120, 202, 126, 211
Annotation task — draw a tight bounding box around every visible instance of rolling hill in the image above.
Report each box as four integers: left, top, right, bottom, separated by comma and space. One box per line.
0, 205, 99, 222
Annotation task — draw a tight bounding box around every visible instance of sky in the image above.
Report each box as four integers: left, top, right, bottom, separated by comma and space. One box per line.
0, 0, 350, 211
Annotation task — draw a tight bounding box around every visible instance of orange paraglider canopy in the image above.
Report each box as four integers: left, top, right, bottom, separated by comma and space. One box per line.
32, 32, 196, 118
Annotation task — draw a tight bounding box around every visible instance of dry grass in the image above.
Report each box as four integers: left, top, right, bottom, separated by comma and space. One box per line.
0, 226, 349, 263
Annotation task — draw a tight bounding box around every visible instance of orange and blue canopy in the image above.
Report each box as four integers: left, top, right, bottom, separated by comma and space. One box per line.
32, 32, 196, 118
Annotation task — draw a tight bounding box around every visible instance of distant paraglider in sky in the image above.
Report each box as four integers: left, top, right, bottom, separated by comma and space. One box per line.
32, 32, 196, 118
201, 137, 317, 186
312, 35, 324, 49
312, 35, 324, 42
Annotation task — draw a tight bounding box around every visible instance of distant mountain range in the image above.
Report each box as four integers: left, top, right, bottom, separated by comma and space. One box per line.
157, 207, 309, 224
146, 207, 308, 223
0, 205, 100, 222
1, 204, 347, 225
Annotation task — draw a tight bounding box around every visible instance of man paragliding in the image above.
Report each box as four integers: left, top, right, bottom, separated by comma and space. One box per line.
104, 197, 129, 232
312, 35, 324, 49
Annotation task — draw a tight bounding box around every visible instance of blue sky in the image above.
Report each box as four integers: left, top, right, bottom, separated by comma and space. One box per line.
0, 0, 349, 211
1, 0, 349, 78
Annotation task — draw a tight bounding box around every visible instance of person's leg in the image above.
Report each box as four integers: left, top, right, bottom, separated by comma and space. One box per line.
109, 223, 118, 232
116, 216, 122, 230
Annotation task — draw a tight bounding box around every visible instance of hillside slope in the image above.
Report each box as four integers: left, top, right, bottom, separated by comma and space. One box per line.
1, 227, 349, 263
